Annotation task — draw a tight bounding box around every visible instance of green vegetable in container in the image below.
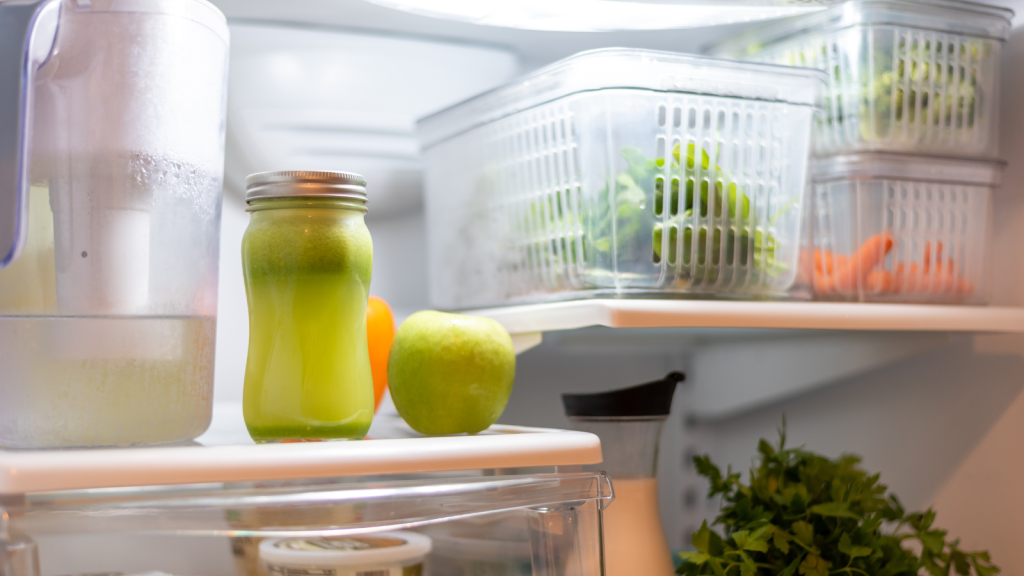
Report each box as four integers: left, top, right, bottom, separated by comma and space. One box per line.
520, 140, 791, 288
775, 37, 987, 145
678, 425, 1000, 576
625, 142, 788, 280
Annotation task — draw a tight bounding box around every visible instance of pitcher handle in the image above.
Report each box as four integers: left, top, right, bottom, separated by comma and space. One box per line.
0, 0, 59, 268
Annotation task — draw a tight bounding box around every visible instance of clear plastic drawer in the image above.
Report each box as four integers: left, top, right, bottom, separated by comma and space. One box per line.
418, 49, 826, 309
0, 420, 610, 576
709, 0, 1012, 157
810, 153, 1003, 304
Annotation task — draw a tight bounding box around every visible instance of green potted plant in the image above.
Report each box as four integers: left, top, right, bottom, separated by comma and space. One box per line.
679, 425, 999, 576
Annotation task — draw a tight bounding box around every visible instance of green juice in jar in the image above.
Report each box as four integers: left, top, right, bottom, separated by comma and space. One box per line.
241, 172, 375, 442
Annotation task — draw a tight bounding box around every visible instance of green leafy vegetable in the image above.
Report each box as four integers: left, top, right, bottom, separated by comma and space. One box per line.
522, 139, 793, 289
678, 425, 1000, 576
625, 143, 790, 281
773, 37, 988, 146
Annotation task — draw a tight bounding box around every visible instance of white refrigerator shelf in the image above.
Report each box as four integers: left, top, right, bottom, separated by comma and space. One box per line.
467, 299, 1024, 336
0, 421, 602, 495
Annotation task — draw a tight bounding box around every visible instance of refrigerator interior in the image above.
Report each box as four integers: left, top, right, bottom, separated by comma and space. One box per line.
32, 0, 1024, 574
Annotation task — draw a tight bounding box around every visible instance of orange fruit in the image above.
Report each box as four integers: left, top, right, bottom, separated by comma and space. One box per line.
366, 296, 396, 411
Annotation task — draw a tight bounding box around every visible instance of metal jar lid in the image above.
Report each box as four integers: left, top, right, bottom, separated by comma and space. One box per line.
245, 171, 368, 206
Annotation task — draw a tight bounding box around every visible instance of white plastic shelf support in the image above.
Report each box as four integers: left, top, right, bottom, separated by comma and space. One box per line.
466, 299, 1024, 337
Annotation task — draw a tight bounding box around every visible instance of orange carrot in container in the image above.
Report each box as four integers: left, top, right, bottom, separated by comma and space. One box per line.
957, 277, 974, 295
814, 249, 832, 274
854, 233, 894, 274
798, 248, 815, 287
922, 241, 944, 274
866, 269, 893, 294
829, 233, 893, 294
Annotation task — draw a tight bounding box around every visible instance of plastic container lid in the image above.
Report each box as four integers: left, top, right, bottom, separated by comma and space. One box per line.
812, 153, 1006, 186
417, 48, 828, 149
562, 372, 684, 418
259, 532, 432, 568
710, 0, 1013, 59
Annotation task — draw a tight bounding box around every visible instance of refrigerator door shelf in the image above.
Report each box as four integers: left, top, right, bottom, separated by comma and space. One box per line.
0, 423, 602, 495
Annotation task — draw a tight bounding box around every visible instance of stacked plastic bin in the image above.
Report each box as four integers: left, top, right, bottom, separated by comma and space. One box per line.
710, 0, 1012, 304
418, 49, 827, 309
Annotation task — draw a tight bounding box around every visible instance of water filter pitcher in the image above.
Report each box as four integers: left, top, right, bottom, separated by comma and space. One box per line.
0, 0, 229, 448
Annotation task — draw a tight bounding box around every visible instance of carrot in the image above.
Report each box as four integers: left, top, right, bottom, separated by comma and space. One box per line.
798, 248, 815, 287
892, 259, 973, 296
813, 249, 840, 293
922, 241, 944, 274
894, 262, 922, 293
828, 233, 893, 294
866, 270, 892, 294
853, 233, 894, 274
814, 249, 833, 274
814, 270, 833, 294
822, 237, 975, 298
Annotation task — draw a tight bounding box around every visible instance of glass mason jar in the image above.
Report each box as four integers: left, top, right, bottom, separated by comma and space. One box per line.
241, 171, 375, 442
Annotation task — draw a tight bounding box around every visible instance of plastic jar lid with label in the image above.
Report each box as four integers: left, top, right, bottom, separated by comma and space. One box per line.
259, 531, 432, 576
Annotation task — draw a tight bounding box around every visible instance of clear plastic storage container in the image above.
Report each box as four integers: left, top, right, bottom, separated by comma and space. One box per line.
810, 153, 1002, 304
708, 0, 1012, 157
417, 49, 826, 309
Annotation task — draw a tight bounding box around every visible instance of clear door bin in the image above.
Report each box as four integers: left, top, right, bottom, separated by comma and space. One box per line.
0, 472, 609, 576
709, 0, 1012, 157
0, 423, 611, 576
417, 49, 826, 309
810, 153, 1002, 304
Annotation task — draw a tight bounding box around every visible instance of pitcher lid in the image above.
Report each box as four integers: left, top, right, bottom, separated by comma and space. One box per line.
562, 371, 684, 418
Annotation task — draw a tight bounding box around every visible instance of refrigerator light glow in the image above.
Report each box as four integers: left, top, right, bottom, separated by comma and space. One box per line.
363, 0, 829, 31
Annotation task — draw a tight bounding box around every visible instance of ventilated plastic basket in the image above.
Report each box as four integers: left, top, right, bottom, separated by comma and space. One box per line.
811, 153, 1002, 304
709, 0, 1012, 157
418, 49, 826, 309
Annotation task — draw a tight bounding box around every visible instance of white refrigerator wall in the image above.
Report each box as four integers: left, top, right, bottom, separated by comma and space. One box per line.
210, 8, 1024, 576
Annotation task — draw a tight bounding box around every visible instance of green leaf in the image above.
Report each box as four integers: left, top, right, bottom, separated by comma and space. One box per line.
691, 520, 724, 556
620, 147, 650, 169
732, 529, 770, 553
790, 492, 807, 514
741, 554, 758, 576
678, 551, 711, 565
975, 555, 1001, 576
919, 531, 946, 554
773, 528, 791, 555
780, 555, 803, 576
839, 533, 872, 559
792, 521, 815, 547
809, 501, 861, 519
798, 554, 831, 576
951, 550, 971, 575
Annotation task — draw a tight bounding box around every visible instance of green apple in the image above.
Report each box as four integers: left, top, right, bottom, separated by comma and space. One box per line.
388, 310, 516, 435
